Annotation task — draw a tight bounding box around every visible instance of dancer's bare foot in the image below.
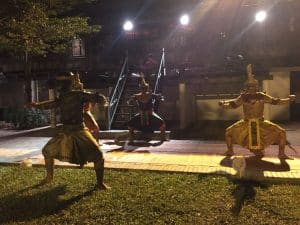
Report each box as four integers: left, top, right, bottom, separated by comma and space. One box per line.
278, 153, 293, 160
96, 183, 111, 190
160, 137, 169, 142
224, 150, 234, 156
39, 177, 53, 185
127, 139, 134, 145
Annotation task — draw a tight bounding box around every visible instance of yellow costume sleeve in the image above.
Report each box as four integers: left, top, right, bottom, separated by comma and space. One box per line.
83, 92, 108, 107
222, 95, 243, 109
35, 100, 58, 110
263, 93, 291, 105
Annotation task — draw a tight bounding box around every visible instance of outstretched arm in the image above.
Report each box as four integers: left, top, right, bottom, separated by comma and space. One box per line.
29, 100, 58, 110
83, 92, 108, 107
219, 95, 243, 109
263, 93, 296, 105
152, 93, 164, 102
127, 94, 137, 105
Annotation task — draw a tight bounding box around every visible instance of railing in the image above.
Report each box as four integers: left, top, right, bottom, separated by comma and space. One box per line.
153, 48, 166, 94
152, 48, 166, 111
108, 56, 129, 130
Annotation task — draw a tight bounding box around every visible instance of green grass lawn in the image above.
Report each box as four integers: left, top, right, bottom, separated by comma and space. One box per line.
0, 165, 299, 225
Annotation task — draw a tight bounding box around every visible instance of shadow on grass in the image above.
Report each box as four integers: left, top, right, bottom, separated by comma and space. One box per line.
230, 179, 269, 216
0, 183, 96, 224
197, 171, 270, 217
220, 156, 291, 216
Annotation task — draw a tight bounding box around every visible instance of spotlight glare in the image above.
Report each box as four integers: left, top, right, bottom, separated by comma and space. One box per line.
255, 10, 267, 22
180, 14, 190, 26
123, 20, 133, 31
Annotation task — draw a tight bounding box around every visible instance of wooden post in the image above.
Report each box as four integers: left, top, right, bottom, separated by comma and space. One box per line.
49, 88, 56, 128
179, 83, 187, 129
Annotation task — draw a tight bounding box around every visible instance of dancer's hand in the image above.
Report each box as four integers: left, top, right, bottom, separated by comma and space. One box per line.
289, 95, 296, 103
218, 100, 225, 107
127, 97, 134, 105
25, 102, 37, 108
159, 94, 164, 102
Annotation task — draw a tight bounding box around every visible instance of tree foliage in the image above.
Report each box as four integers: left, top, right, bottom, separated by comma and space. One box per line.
0, 0, 100, 102
0, 0, 97, 21
0, 1, 100, 57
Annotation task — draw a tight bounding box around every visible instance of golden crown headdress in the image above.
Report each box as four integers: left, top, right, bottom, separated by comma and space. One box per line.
55, 72, 84, 90
244, 64, 259, 87
71, 72, 84, 90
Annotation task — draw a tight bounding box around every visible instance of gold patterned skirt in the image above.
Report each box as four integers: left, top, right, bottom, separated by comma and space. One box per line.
226, 119, 285, 151
42, 124, 102, 165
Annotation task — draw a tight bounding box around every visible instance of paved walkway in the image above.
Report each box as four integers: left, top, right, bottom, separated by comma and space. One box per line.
0, 124, 300, 182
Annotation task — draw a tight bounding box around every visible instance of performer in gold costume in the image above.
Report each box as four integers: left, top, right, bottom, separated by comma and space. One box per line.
30, 73, 109, 189
83, 101, 100, 143
219, 64, 295, 159
71, 72, 100, 143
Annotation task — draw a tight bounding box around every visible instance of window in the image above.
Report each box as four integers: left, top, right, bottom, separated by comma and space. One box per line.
72, 39, 85, 57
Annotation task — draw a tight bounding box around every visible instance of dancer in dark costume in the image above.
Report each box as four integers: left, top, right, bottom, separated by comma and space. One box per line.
30, 73, 109, 190
127, 73, 167, 144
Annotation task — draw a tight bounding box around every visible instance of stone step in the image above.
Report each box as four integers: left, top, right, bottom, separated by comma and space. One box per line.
100, 130, 171, 140
0, 126, 170, 140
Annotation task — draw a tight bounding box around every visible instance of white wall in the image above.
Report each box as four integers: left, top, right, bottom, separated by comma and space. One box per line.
195, 69, 293, 121
263, 71, 290, 120
196, 99, 243, 121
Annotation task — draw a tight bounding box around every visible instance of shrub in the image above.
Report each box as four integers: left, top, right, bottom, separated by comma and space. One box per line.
3, 107, 49, 129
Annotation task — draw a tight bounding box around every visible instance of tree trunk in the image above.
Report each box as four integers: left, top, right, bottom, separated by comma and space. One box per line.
24, 51, 32, 103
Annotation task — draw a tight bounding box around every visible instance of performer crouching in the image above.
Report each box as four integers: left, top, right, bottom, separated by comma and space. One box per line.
127, 73, 167, 144
219, 64, 296, 159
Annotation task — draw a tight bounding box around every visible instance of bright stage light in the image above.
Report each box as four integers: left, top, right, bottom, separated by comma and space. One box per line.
255, 10, 267, 22
123, 20, 134, 31
180, 14, 190, 26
